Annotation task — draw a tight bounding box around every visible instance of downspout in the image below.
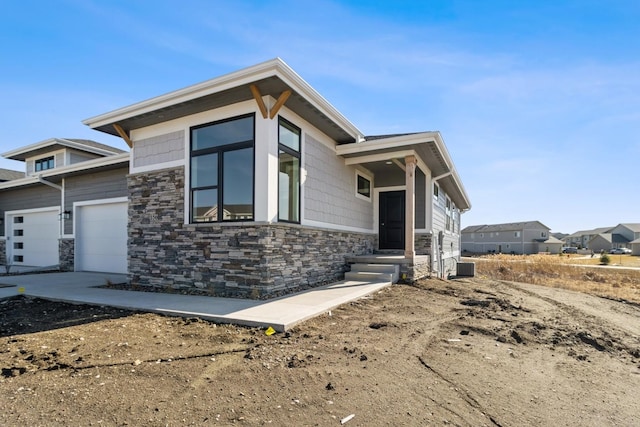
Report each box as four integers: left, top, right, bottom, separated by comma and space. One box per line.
37, 175, 64, 237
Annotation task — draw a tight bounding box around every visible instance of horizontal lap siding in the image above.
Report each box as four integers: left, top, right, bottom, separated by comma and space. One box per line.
304, 134, 372, 230
0, 186, 60, 237
64, 168, 129, 234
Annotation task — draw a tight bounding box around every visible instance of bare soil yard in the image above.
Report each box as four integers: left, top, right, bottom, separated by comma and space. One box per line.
1, 277, 639, 426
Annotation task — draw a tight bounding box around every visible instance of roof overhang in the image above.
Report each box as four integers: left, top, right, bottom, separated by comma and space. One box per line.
83, 58, 363, 144
0, 152, 129, 191
336, 132, 471, 210
2, 138, 122, 161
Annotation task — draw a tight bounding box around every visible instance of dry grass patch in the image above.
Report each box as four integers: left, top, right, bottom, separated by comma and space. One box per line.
474, 254, 640, 303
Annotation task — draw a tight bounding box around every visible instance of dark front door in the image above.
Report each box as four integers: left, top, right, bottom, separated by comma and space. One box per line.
379, 191, 405, 250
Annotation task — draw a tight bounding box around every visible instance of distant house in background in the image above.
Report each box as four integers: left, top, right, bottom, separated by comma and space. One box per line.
589, 223, 640, 253
563, 227, 612, 249
0, 168, 25, 182
631, 238, 640, 256
552, 232, 568, 241
461, 221, 561, 254
0, 138, 128, 271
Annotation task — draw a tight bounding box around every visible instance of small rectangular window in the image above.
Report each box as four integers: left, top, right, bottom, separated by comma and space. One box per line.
35, 156, 54, 172
13, 242, 23, 250
13, 255, 23, 262
433, 183, 439, 199
13, 216, 23, 224
356, 172, 371, 200
13, 229, 24, 237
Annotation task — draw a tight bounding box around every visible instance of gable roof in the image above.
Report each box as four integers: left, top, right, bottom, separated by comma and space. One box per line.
617, 223, 640, 233
591, 233, 631, 244
337, 132, 471, 210
83, 58, 363, 145
567, 226, 613, 238
461, 221, 549, 233
2, 138, 126, 161
0, 168, 25, 181
537, 236, 564, 244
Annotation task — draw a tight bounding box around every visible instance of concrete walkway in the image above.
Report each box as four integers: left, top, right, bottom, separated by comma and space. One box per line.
0, 272, 392, 331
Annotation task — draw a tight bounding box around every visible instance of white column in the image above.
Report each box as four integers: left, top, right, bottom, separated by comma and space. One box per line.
405, 155, 416, 259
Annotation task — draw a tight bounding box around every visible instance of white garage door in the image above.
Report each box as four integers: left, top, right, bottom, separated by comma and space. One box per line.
76, 202, 127, 273
9, 210, 60, 267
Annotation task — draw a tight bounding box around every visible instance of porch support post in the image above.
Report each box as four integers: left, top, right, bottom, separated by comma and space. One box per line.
404, 155, 416, 259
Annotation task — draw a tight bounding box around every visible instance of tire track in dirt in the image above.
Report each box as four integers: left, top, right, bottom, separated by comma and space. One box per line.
417, 355, 503, 426
492, 280, 640, 358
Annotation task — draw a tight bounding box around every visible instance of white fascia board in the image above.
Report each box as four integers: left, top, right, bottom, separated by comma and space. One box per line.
0, 153, 129, 190
2, 138, 120, 159
336, 132, 439, 156
82, 57, 364, 142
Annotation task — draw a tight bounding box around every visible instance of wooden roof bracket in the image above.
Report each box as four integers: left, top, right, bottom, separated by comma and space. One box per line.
269, 90, 291, 119
250, 84, 268, 119
250, 84, 292, 120
113, 124, 133, 148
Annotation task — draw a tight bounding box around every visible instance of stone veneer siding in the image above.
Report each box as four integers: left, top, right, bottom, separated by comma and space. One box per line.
415, 233, 433, 255
399, 258, 432, 282
0, 240, 5, 266
129, 167, 376, 299
59, 238, 74, 272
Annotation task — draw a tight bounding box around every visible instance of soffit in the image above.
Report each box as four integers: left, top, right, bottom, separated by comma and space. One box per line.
92, 76, 356, 144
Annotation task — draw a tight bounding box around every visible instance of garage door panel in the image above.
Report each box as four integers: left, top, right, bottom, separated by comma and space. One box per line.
10, 211, 59, 267
76, 202, 127, 274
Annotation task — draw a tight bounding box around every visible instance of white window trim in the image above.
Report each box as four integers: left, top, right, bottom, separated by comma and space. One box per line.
355, 170, 373, 202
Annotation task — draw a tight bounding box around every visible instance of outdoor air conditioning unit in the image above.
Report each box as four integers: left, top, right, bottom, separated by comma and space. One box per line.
456, 262, 476, 277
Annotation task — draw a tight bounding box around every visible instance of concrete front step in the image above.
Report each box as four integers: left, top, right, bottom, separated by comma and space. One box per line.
346, 263, 400, 283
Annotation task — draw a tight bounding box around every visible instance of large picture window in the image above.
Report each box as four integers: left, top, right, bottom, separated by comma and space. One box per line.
278, 117, 301, 223
190, 114, 254, 223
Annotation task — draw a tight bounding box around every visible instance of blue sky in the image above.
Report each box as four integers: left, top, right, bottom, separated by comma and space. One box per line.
1, 0, 638, 233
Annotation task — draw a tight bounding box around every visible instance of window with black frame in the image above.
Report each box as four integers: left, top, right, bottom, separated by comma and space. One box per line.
35, 156, 54, 172
190, 114, 255, 223
278, 117, 301, 223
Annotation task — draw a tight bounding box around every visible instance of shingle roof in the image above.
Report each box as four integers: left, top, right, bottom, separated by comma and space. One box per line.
0, 168, 25, 181
618, 223, 640, 233
364, 132, 426, 141
567, 227, 613, 238
64, 139, 127, 154
461, 221, 549, 233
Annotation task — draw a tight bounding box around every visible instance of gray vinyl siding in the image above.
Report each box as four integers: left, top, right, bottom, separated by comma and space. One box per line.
462, 226, 549, 254
64, 167, 129, 234
69, 150, 101, 165
432, 188, 446, 233
416, 168, 426, 229
304, 134, 372, 229
133, 130, 185, 168
0, 185, 61, 237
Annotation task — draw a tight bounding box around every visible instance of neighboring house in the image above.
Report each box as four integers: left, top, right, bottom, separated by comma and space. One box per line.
631, 238, 640, 256
0, 168, 25, 182
79, 58, 471, 297
589, 233, 627, 253
0, 138, 128, 271
563, 227, 612, 249
461, 221, 558, 254
552, 232, 568, 241
589, 223, 640, 253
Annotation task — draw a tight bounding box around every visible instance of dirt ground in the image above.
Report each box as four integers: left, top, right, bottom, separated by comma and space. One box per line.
1, 277, 639, 426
